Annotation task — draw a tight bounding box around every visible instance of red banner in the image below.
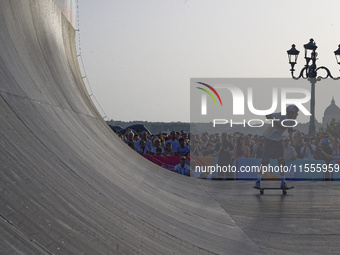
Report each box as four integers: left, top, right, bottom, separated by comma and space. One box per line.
143, 155, 187, 171
143, 155, 214, 176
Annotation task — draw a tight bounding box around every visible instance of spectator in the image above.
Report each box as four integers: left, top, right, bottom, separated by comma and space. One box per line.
283, 137, 297, 162
160, 139, 165, 148
314, 138, 333, 181
314, 138, 333, 163
209, 134, 216, 144
180, 130, 186, 138
165, 131, 180, 152
332, 137, 340, 160
244, 135, 254, 156
190, 139, 202, 156
234, 136, 249, 158
175, 138, 189, 156
293, 132, 304, 158
201, 134, 208, 147
174, 156, 190, 176
157, 133, 165, 145
151, 138, 164, 155
135, 140, 150, 155
217, 133, 234, 179
313, 134, 322, 148
155, 147, 163, 156
150, 135, 157, 146
227, 134, 234, 146
124, 131, 134, 145
127, 141, 134, 150
175, 132, 181, 141
163, 143, 174, 156
301, 137, 315, 160
181, 132, 190, 147
135, 131, 153, 151
202, 142, 215, 156
253, 136, 264, 158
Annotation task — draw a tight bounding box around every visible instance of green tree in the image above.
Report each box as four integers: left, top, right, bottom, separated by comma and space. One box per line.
324, 119, 340, 138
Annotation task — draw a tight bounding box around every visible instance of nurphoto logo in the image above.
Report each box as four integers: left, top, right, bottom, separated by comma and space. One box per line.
198, 82, 311, 117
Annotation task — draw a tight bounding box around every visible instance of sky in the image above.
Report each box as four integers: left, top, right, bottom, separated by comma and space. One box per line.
78, 0, 340, 123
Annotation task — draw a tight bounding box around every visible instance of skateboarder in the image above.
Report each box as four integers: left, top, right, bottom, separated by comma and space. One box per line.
254, 105, 299, 189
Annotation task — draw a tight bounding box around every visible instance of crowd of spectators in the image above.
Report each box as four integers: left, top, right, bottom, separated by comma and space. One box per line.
121, 130, 190, 156
118, 128, 340, 163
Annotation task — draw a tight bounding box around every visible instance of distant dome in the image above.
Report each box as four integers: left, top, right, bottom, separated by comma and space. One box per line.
324, 98, 340, 116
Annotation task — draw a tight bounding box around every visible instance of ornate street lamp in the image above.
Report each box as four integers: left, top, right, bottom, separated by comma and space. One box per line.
287, 44, 299, 72
334, 45, 340, 66
287, 38, 340, 133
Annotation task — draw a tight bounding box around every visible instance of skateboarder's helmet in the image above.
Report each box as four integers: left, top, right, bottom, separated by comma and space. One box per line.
286, 105, 299, 112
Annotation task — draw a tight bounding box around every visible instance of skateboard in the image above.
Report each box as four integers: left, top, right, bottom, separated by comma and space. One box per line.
253, 186, 294, 195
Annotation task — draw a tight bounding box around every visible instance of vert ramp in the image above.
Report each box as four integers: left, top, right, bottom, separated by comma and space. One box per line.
1, 1, 339, 254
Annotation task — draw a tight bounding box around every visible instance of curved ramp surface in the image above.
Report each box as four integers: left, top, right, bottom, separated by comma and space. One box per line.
1, 1, 340, 254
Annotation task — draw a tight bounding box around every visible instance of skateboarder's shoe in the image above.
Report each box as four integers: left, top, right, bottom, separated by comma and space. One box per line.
280, 181, 287, 189
254, 181, 261, 189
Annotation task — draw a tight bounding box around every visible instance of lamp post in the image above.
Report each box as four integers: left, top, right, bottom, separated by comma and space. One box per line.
287, 38, 340, 134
